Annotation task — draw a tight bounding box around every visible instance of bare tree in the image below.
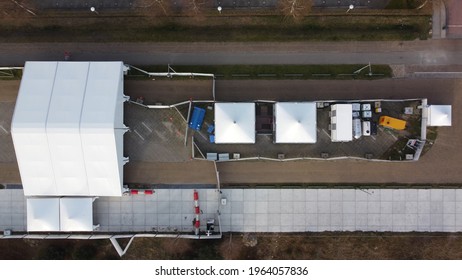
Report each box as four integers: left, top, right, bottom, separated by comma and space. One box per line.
153, 0, 171, 15
134, 0, 172, 16
279, 0, 312, 21
183, 0, 206, 16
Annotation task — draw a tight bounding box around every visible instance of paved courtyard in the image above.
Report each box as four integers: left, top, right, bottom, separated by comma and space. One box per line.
3, 188, 462, 234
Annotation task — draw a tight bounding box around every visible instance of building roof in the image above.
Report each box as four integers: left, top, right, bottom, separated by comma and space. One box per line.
331, 104, 353, 142
275, 102, 317, 143
428, 105, 452, 126
12, 61, 127, 197
214, 103, 255, 144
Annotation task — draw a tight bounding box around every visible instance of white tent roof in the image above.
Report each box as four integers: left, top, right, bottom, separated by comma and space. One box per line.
12, 61, 127, 197
27, 198, 60, 232
60, 198, 94, 232
331, 104, 353, 142
428, 105, 452, 126
215, 103, 255, 144
275, 102, 317, 143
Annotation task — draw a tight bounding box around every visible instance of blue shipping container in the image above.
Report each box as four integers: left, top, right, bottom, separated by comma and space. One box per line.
189, 107, 206, 131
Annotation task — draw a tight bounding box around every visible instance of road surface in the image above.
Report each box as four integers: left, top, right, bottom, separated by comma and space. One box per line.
0, 40, 462, 67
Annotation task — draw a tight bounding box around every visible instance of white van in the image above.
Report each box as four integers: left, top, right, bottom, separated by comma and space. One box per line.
362, 121, 371, 136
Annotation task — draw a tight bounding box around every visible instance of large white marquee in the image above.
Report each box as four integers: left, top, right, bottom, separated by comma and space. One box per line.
12, 61, 128, 197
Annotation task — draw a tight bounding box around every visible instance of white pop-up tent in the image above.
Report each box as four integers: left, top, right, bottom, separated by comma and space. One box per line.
330, 104, 353, 142
60, 198, 97, 232
27, 198, 60, 232
12, 61, 128, 197
427, 105, 452, 126
215, 103, 255, 144
275, 102, 317, 143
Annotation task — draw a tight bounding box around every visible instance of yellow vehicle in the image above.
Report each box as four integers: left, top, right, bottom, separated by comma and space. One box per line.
379, 116, 406, 130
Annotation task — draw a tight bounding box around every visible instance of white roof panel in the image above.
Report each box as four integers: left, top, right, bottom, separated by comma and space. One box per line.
275, 102, 317, 143
27, 198, 60, 232
82, 130, 123, 196
81, 62, 124, 129
428, 105, 452, 126
60, 198, 94, 232
215, 103, 255, 144
47, 62, 90, 195
12, 62, 57, 129
12, 62, 58, 196
331, 104, 353, 142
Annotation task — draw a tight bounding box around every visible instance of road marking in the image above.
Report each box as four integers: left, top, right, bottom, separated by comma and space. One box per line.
141, 122, 152, 133
0, 125, 8, 134
371, 135, 376, 141
133, 129, 145, 141
322, 129, 331, 138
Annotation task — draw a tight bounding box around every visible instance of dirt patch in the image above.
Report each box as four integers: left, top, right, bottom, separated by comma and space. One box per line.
3, 233, 462, 259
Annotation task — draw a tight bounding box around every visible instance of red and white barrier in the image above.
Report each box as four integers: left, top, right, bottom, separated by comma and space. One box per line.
194, 190, 200, 235
129, 189, 155, 195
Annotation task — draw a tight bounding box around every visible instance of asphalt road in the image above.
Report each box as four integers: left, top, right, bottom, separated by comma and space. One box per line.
1, 40, 462, 67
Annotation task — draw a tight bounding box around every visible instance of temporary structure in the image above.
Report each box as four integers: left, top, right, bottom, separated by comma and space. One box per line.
427, 105, 452, 126
275, 102, 317, 143
27, 197, 96, 232
330, 104, 353, 142
60, 198, 97, 232
12, 61, 128, 197
214, 103, 255, 144
27, 198, 60, 232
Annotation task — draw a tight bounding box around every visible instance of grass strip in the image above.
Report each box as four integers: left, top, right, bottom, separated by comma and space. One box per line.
129, 64, 393, 80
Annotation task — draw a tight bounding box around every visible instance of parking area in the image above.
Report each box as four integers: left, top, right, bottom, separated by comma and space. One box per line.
0, 102, 17, 164
124, 102, 191, 162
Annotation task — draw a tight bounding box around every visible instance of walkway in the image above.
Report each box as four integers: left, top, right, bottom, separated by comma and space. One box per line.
3, 188, 462, 233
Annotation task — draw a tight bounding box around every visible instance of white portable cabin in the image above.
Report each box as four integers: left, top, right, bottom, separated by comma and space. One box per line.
330, 104, 353, 142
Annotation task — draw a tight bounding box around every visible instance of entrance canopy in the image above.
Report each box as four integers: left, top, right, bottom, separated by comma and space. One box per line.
27, 198, 60, 232
275, 102, 317, 143
12, 61, 128, 197
60, 198, 95, 232
428, 105, 452, 126
215, 103, 255, 144
27, 197, 96, 232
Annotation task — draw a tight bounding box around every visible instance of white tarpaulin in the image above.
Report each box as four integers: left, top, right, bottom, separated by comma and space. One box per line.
12, 61, 127, 197
275, 102, 317, 143
60, 198, 95, 232
428, 105, 452, 126
215, 103, 255, 144
27, 198, 60, 232
331, 104, 353, 142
